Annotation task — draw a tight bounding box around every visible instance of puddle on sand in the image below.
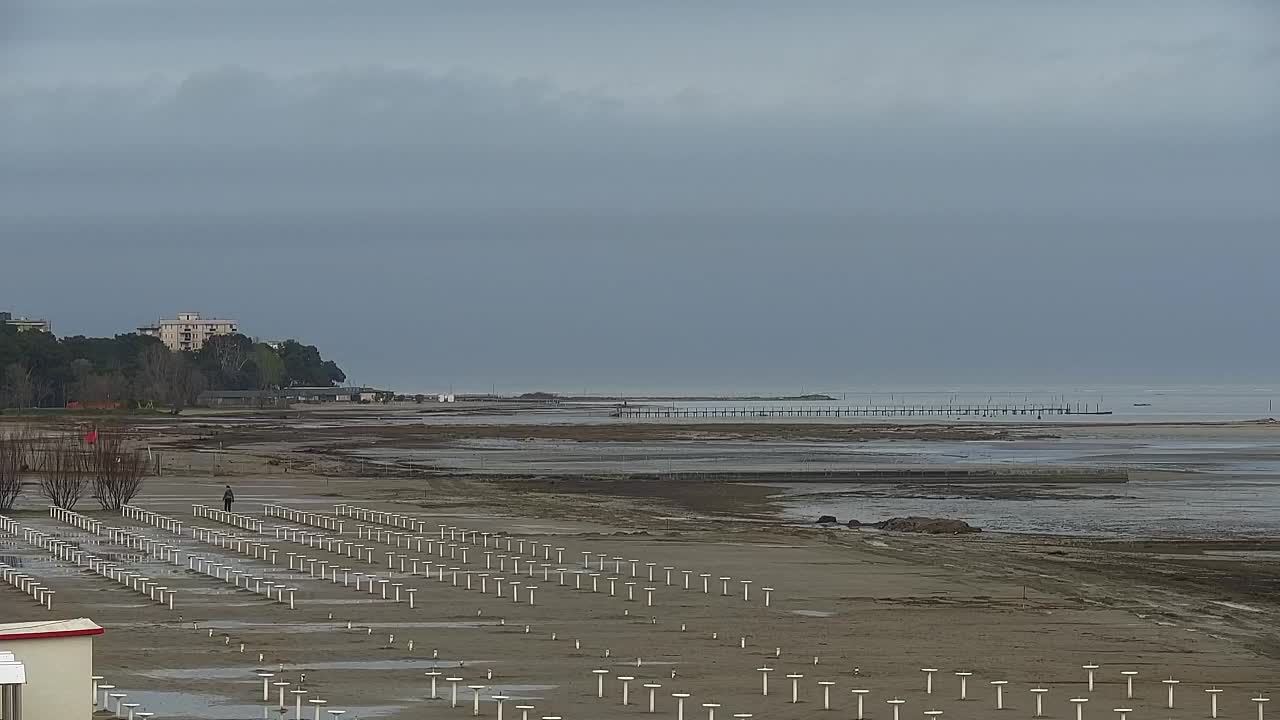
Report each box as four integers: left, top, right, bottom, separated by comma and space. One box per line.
198, 620, 501, 634
354, 621, 502, 629
180, 587, 245, 596
286, 659, 497, 672
143, 659, 494, 680
398, 685, 559, 703
791, 609, 836, 618
299, 598, 400, 606
13, 566, 88, 578
196, 621, 345, 635
423, 684, 558, 702
116, 689, 402, 719
1209, 600, 1264, 613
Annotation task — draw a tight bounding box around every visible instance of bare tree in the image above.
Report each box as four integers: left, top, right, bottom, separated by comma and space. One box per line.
32, 376, 54, 409
89, 433, 145, 510
136, 345, 170, 408
167, 354, 206, 413
68, 358, 92, 405
0, 428, 31, 510
207, 334, 251, 381
38, 437, 88, 510
2, 364, 35, 410
74, 371, 129, 406
135, 346, 205, 413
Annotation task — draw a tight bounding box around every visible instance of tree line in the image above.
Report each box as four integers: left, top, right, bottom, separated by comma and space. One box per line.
0, 324, 346, 411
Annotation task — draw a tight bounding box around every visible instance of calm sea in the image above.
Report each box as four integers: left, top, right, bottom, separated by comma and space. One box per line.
347, 384, 1280, 539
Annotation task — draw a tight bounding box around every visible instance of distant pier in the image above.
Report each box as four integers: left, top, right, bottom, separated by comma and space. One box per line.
611, 403, 1111, 419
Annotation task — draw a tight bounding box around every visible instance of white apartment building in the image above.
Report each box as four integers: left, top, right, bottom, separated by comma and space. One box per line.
138, 312, 239, 352
0, 312, 51, 333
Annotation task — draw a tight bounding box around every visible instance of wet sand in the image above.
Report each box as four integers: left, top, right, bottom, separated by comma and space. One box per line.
1, 413, 1278, 719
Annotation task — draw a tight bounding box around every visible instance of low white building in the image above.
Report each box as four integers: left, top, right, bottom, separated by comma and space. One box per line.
0, 618, 102, 720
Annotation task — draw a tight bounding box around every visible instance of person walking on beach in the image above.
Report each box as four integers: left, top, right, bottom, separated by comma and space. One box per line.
222, 485, 235, 513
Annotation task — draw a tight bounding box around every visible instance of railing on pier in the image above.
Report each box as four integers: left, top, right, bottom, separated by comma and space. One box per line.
610, 404, 1110, 419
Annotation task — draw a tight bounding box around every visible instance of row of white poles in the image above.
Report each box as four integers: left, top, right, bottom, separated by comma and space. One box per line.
265, 503, 344, 533
273, 525, 378, 565
255, 505, 764, 634
328, 503, 1273, 720
187, 552, 298, 608
72, 500, 1278, 720
106, 526, 182, 564
217, 506, 546, 613
0, 514, 55, 609
119, 508, 357, 716
48, 505, 104, 534
185, 526, 300, 608
333, 504, 772, 611
18, 523, 176, 610
26, 511, 178, 610
121, 504, 183, 535
0, 562, 54, 609
195, 522, 425, 608
248, 665, 350, 720
269, 514, 559, 606
189, 520, 432, 609
91, 674, 160, 720
135, 502, 1277, 720
334, 503, 428, 533
191, 504, 264, 533
421, 673, 561, 720
190, 525, 282, 562
255, 510, 1256, 720
47, 505, 184, 566
35, 506, 360, 718
194, 503, 1275, 720
268, 504, 712, 623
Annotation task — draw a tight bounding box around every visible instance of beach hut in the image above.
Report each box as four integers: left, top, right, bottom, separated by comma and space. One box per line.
0, 650, 26, 718
0, 618, 103, 720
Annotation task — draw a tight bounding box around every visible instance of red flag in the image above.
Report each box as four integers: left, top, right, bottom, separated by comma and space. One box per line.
84, 430, 97, 445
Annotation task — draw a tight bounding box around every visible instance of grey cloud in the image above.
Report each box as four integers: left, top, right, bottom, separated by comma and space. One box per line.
5, 2, 1279, 133
4, 66, 628, 151
1, 1, 1277, 220
5, 59, 1275, 151
2, 1, 1280, 390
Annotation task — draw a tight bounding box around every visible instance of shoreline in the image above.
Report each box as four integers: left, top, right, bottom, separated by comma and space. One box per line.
4, 420, 1279, 719
9, 407, 1276, 540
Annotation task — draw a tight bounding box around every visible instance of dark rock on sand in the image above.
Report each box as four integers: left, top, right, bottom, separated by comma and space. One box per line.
873, 517, 981, 534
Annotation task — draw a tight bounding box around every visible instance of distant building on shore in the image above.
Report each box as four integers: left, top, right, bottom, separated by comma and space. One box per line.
286, 386, 394, 404
0, 311, 51, 333
197, 386, 394, 408
138, 311, 239, 352
196, 389, 292, 409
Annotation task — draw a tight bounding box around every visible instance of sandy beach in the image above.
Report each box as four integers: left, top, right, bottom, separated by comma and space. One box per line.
2, 408, 1278, 719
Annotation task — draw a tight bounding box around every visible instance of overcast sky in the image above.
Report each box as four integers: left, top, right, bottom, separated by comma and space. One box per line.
3, 1, 1278, 391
